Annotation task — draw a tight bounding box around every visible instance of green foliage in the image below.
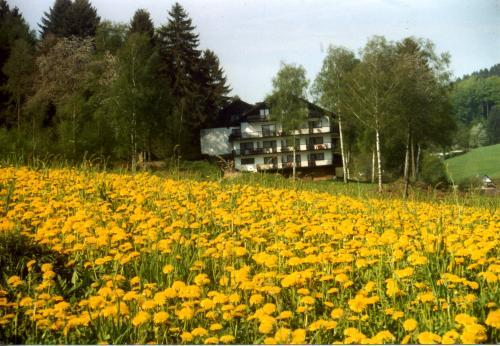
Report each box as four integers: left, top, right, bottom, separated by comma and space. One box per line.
267, 62, 309, 132
469, 121, 489, 148
419, 153, 449, 187
155, 3, 230, 159
39, 0, 100, 38
129, 9, 154, 40
486, 105, 500, 144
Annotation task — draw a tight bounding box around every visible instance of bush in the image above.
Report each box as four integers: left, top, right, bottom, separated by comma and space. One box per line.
457, 176, 483, 192
419, 154, 449, 187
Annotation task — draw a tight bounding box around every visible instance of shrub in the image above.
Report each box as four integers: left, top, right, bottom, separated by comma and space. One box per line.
419, 154, 449, 187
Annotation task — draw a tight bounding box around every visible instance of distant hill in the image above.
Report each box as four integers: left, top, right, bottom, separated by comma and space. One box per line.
457, 63, 500, 81
445, 144, 500, 183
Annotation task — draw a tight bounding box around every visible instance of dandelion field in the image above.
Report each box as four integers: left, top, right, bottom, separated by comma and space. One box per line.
0, 167, 499, 344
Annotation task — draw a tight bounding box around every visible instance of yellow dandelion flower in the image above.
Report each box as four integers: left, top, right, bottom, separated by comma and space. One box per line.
219, 335, 234, 343
209, 323, 223, 331
249, 294, 263, 306
291, 329, 306, 344
417, 331, 441, 344
485, 309, 500, 329
180, 332, 193, 342
331, 308, 344, 319
403, 318, 418, 332
131, 311, 150, 327
441, 330, 459, 344
191, 327, 208, 337
153, 311, 169, 324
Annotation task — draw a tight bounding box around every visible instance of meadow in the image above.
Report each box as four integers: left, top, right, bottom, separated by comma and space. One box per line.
0, 166, 499, 344
445, 143, 500, 184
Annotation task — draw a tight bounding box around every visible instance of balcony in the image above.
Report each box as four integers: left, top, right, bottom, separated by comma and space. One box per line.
256, 159, 336, 171
234, 142, 337, 157
246, 114, 270, 122
230, 127, 339, 141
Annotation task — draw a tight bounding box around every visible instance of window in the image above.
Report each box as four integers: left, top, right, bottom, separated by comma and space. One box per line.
241, 158, 255, 165
282, 138, 300, 148
262, 124, 276, 136
309, 153, 324, 161
263, 140, 276, 149
240, 142, 254, 155
264, 156, 277, 165
260, 108, 270, 116
309, 137, 324, 145
309, 120, 322, 128
283, 154, 301, 163
241, 142, 254, 150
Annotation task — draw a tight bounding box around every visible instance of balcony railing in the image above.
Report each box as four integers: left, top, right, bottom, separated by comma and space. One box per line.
255, 160, 332, 171
229, 127, 339, 140
234, 142, 335, 156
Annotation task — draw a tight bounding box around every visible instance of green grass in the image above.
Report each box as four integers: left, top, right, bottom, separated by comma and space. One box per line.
445, 144, 500, 184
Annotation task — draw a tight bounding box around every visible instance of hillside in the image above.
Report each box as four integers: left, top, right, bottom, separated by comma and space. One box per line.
445, 144, 500, 183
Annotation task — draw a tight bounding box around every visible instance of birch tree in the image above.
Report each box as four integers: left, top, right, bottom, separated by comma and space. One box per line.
344, 36, 398, 192
312, 46, 359, 182
111, 33, 158, 170
393, 37, 453, 197
267, 62, 309, 180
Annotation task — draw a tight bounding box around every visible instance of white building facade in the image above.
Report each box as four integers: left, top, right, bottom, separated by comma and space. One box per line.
200, 99, 342, 175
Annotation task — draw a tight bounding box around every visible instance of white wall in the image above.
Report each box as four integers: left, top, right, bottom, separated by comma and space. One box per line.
200, 128, 235, 156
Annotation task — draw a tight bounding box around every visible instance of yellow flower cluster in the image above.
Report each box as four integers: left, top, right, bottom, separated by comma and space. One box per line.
0, 167, 498, 344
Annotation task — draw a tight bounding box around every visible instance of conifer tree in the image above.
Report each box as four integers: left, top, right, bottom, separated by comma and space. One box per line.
130, 9, 154, 41
157, 2, 203, 157
39, 0, 99, 38
199, 49, 231, 127
39, 0, 72, 38
65, 0, 100, 37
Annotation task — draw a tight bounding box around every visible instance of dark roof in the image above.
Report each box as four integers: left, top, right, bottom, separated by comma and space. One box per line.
211, 98, 334, 127
241, 99, 334, 122
212, 99, 253, 127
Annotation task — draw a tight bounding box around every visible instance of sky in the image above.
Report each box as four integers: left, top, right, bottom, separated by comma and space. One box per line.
10, 0, 500, 103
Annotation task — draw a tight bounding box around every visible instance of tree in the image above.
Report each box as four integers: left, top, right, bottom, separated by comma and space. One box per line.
2, 39, 35, 129
39, 0, 100, 38
486, 106, 500, 144
94, 21, 127, 54
344, 36, 399, 192
157, 2, 203, 158
32, 37, 94, 158
0, 0, 35, 128
65, 0, 100, 37
312, 46, 359, 183
199, 49, 231, 127
130, 9, 154, 40
110, 33, 161, 170
39, 0, 72, 38
393, 37, 453, 197
266, 62, 309, 180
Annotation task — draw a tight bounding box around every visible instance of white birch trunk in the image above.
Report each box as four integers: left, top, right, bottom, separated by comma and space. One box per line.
375, 124, 383, 193
371, 149, 375, 183
403, 130, 411, 199
338, 114, 347, 183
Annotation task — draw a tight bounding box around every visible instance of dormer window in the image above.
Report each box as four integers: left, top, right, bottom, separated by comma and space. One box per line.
260, 109, 270, 116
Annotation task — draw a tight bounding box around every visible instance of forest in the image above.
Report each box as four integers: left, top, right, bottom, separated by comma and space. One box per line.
0, 0, 499, 184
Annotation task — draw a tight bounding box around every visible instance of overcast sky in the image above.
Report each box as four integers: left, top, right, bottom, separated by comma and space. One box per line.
10, 0, 500, 103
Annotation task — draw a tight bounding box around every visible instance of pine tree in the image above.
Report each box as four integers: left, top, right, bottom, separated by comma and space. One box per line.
199, 49, 231, 127
39, 0, 99, 38
39, 0, 72, 38
130, 9, 154, 41
0, 0, 35, 127
157, 2, 203, 157
65, 0, 100, 37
